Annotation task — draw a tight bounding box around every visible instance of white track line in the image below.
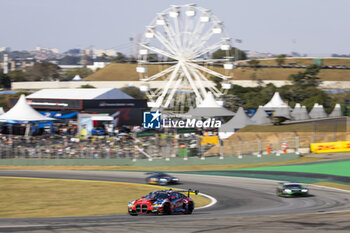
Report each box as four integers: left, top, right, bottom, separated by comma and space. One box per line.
196, 192, 217, 210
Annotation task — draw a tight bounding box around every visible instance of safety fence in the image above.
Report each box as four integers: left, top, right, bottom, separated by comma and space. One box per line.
0, 132, 345, 160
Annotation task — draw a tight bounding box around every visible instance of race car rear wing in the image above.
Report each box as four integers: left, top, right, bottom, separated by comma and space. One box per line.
175, 189, 199, 197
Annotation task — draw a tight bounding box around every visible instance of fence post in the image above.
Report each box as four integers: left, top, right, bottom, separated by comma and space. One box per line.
257, 139, 262, 157
219, 139, 224, 159
295, 135, 300, 155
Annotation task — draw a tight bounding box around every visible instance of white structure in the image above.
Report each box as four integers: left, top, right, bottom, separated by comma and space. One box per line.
0, 95, 54, 122
0, 107, 4, 115
329, 103, 342, 117
309, 103, 328, 119
263, 92, 288, 110
251, 105, 271, 125
137, 4, 235, 109
72, 74, 82, 81
219, 107, 254, 139
3, 54, 8, 74
187, 92, 234, 117
291, 103, 310, 120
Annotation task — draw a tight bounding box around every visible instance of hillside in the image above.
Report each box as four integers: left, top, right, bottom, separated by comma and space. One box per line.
85, 58, 350, 82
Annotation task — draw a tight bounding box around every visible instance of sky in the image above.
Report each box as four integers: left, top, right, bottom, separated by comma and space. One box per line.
1, 0, 350, 56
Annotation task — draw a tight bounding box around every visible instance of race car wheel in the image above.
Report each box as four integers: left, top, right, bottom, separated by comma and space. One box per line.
186, 202, 194, 215
163, 203, 172, 215
129, 211, 138, 216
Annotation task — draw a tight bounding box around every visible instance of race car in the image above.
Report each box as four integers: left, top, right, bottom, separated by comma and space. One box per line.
276, 182, 309, 197
128, 189, 198, 216
145, 172, 180, 185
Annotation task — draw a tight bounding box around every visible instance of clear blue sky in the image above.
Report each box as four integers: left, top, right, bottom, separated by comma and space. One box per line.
1, 0, 349, 56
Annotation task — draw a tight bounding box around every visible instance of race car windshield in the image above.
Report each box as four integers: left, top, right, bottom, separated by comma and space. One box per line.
284, 185, 302, 189
145, 192, 169, 200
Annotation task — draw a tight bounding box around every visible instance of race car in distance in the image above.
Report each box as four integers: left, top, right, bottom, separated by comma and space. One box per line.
145, 172, 179, 185
128, 189, 197, 216
276, 182, 309, 197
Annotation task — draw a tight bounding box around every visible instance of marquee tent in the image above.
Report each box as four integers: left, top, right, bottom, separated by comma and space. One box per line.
187, 92, 235, 117
309, 103, 328, 119
251, 106, 271, 125
0, 95, 54, 122
291, 103, 310, 120
263, 92, 288, 110
329, 104, 342, 117
219, 107, 254, 132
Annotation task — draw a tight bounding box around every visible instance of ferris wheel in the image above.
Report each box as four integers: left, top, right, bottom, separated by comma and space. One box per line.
137, 4, 235, 109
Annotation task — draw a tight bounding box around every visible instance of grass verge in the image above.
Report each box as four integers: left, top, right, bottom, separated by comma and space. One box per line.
0, 177, 210, 218
312, 182, 350, 192
0, 157, 325, 172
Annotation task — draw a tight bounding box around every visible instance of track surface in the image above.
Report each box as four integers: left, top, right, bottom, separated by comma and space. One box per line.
0, 170, 350, 233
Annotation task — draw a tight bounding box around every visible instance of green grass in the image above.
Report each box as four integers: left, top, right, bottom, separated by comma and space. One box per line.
0, 177, 210, 218
237, 159, 350, 177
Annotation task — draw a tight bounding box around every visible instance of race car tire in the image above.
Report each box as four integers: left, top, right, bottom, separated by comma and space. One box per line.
128, 211, 138, 216
186, 202, 194, 215
163, 203, 172, 215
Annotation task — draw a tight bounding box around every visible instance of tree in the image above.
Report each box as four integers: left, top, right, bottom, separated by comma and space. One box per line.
62, 67, 93, 80
247, 58, 260, 68
120, 86, 146, 99
0, 72, 11, 89
25, 63, 61, 81
288, 64, 321, 86
111, 52, 127, 63
7, 70, 26, 82
211, 47, 247, 60
58, 56, 81, 65
80, 84, 96, 88
275, 54, 286, 66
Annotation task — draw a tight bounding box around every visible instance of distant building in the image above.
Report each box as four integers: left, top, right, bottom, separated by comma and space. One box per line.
245, 50, 275, 59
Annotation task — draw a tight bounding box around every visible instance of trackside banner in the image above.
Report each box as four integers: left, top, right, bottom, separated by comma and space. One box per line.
310, 141, 350, 153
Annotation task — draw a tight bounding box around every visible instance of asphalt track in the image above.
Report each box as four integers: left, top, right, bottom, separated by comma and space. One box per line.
0, 170, 350, 233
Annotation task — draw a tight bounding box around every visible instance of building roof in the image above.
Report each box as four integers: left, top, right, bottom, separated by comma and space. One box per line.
0, 95, 54, 122
27, 88, 133, 100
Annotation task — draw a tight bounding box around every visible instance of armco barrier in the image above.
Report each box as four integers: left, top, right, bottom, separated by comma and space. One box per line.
0, 153, 299, 167
310, 141, 350, 153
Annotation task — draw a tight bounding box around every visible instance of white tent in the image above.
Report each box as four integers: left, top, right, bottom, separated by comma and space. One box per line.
220, 107, 254, 132
263, 92, 288, 110
72, 74, 82, 81
187, 92, 235, 117
0, 95, 54, 122
329, 104, 342, 117
251, 106, 271, 125
291, 104, 310, 120
309, 103, 328, 119
0, 107, 4, 115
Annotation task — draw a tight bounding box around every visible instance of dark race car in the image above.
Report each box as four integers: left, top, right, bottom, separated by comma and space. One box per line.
145, 172, 180, 185
276, 182, 309, 197
128, 189, 198, 216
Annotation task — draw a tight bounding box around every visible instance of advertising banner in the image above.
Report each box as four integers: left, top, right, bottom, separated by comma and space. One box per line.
200, 136, 219, 145
310, 141, 350, 153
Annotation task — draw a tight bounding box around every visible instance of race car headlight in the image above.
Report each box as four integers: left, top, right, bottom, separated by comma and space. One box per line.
301, 189, 308, 192
284, 189, 292, 193
128, 201, 135, 207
